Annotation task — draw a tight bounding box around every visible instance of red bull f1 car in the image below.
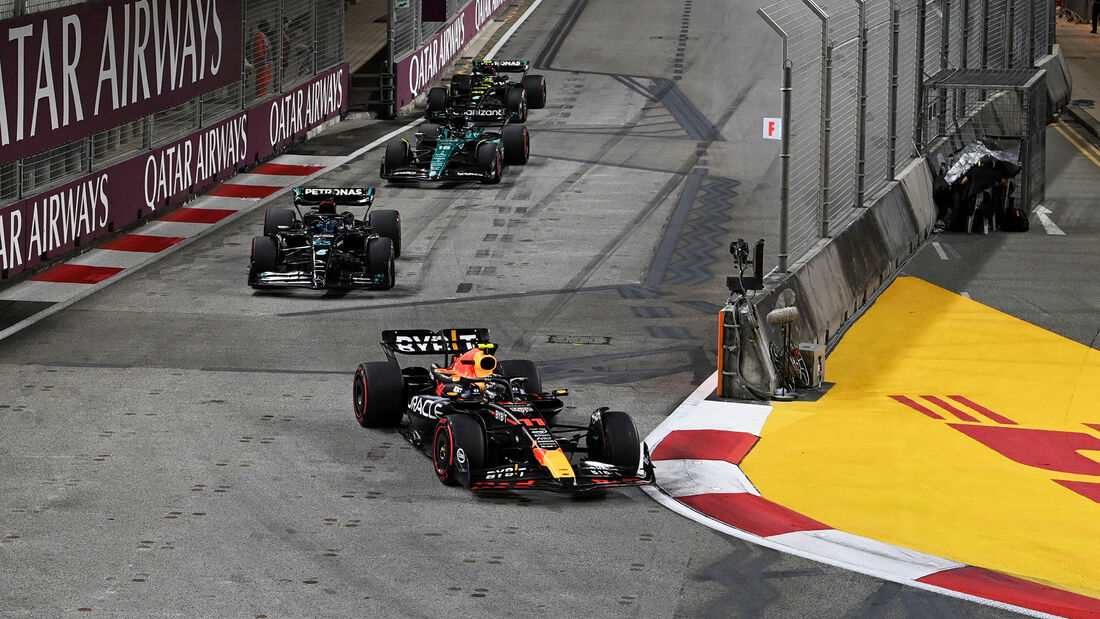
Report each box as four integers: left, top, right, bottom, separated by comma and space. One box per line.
352, 328, 655, 494
249, 187, 401, 290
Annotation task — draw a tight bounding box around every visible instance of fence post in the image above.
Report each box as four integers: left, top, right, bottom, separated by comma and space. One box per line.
960, 0, 970, 68
780, 60, 793, 272
888, 4, 899, 180
912, 1, 926, 157
1007, 0, 1016, 68
855, 0, 868, 208
802, 0, 830, 239
386, 0, 397, 118
758, 8, 792, 273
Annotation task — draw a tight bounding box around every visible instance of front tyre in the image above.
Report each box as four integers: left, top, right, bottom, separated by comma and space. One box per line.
433, 414, 487, 487
522, 75, 547, 109
382, 140, 409, 177
586, 410, 641, 469
501, 125, 530, 166
506, 88, 528, 123
366, 236, 395, 290
353, 362, 405, 428
477, 143, 502, 185
368, 209, 402, 258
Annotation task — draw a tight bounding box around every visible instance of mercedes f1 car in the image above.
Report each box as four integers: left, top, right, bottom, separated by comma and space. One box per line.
379, 114, 530, 185
445, 59, 547, 111
352, 329, 655, 494
248, 187, 401, 290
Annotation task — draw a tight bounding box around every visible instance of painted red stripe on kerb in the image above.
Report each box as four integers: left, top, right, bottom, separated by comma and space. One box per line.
918, 566, 1100, 618
251, 162, 325, 176
920, 395, 978, 422
889, 395, 944, 420
160, 208, 237, 224
29, 264, 123, 284
651, 430, 758, 465
206, 183, 282, 199
100, 234, 185, 253
677, 493, 831, 538
947, 395, 1017, 425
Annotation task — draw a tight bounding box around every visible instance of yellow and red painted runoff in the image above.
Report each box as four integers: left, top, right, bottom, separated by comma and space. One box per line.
743, 277, 1100, 613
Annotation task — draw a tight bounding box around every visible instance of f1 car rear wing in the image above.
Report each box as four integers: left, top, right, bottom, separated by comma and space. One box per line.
293, 187, 375, 208
473, 59, 529, 74
381, 329, 491, 357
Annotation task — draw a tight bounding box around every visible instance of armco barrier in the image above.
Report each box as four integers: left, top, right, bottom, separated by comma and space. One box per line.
0, 65, 348, 280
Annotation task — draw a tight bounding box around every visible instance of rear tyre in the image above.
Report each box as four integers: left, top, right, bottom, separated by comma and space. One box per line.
477, 143, 502, 185
382, 140, 409, 176
263, 208, 295, 236
352, 362, 405, 428
433, 414, 486, 487
505, 88, 528, 123
498, 359, 542, 394
522, 75, 547, 109
586, 410, 641, 469
367, 236, 395, 290
501, 125, 530, 166
368, 209, 402, 258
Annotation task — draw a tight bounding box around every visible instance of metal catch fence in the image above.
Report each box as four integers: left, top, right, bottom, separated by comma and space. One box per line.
758, 0, 1054, 272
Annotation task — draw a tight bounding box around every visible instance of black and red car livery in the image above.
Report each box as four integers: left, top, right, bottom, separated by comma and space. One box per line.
352, 328, 655, 494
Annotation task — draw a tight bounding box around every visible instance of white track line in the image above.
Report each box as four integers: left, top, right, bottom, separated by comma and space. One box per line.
483, 0, 545, 60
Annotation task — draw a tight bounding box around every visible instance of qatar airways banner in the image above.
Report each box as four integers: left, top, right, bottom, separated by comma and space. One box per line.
395, 0, 511, 109
0, 65, 347, 278
0, 0, 243, 167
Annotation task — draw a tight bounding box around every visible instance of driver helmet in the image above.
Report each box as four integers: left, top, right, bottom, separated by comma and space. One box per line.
318, 200, 337, 215
478, 63, 497, 76
454, 347, 497, 379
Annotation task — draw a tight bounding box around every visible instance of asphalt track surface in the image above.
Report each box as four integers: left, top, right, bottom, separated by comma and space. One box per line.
0, 0, 1091, 616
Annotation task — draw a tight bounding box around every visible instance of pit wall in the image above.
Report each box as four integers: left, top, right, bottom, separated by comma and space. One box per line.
0, 66, 348, 280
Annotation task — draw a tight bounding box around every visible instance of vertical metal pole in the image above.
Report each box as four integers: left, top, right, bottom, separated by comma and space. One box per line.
913, 1, 926, 157
387, 0, 397, 118
938, 0, 950, 138
1007, 0, 1016, 68
960, 0, 970, 68
758, 8, 791, 273
940, 0, 951, 72
1048, 0, 1056, 56
855, 0, 868, 208
801, 0, 830, 238
780, 61, 793, 272
981, 0, 990, 70
888, 4, 899, 180
822, 41, 833, 236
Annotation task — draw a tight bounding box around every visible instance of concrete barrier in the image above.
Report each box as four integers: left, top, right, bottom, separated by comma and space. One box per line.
1039, 44, 1073, 117
752, 158, 936, 351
